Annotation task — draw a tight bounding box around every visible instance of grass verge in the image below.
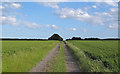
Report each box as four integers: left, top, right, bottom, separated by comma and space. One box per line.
66, 41, 111, 72
44, 42, 66, 72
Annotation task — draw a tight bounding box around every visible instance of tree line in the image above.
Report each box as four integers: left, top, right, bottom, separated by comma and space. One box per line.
66, 37, 120, 41
1, 34, 120, 41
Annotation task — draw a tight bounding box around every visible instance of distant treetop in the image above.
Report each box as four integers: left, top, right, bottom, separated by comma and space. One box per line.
48, 34, 63, 41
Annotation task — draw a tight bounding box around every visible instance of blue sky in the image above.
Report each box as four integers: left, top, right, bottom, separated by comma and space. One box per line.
0, 2, 118, 39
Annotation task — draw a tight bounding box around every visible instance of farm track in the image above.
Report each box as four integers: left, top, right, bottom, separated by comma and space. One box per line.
63, 41, 81, 72
29, 42, 61, 72
29, 41, 81, 72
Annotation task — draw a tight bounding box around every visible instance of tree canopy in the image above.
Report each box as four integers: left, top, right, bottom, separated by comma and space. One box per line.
48, 34, 63, 41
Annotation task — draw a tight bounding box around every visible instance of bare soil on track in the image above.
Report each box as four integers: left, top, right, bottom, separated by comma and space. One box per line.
64, 41, 81, 72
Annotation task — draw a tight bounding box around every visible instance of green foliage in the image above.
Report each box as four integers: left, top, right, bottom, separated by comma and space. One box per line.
66, 40, 119, 72
48, 34, 63, 41
2, 40, 59, 72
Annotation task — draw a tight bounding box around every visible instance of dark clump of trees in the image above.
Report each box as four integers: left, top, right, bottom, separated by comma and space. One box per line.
48, 34, 63, 41
1, 38, 48, 41
66, 37, 82, 41
72, 37, 82, 40
66, 37, 120, 41
84, 38, 100, 40
66, 37, 100, 41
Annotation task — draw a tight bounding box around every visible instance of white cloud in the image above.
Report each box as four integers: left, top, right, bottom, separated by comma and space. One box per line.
45, 24, 58, 29
110, 8, 117, 12
94, 12, 111, 18
22, 21, 40, 29
44, 24, 58, 29
1, 3, 41, 29
92, 5, 97, 8
55, 8, 105, 25
105, 1, 118, 7
70, 28, 76, 31
51, 24, 58, 29
0, 16, 19, 26
1, 2, 61, 30
3, 2, 22, 9
93, 0, 118, 7
60, 15, 67, 18
39, 1, 118, 29
108, 24, 118, 29
0, 15, 41, 29
55, 8, 91, 19
45, 24, 50, 27
94, 8, 118, 22
41, 2, 59, 9
0, 5, 4, 9
0, 15, 59, 29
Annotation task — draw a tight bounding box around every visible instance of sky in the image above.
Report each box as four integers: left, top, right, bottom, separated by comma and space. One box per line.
0, 1, 119, 39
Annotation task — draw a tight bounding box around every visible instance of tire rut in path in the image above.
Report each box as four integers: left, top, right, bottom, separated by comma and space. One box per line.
29, 42, 61, 72
63, 41, 81, 72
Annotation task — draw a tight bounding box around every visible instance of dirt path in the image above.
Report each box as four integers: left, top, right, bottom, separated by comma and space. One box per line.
63, 41, 81, 72
29, 42, 61, 72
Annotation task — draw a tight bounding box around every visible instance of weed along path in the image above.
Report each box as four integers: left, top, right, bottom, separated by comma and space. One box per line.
29, 42, 61, 72
63, 41, 81, 72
